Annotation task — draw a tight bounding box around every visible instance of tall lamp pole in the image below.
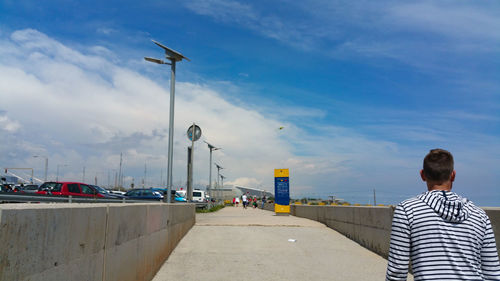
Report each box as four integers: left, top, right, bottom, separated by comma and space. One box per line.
214, 163, 223, 201
56, 164, 67, 182
145, 41, 190, 203
220, 174, 226, 201
33, 155, 48, 182
204, 141, 220, 198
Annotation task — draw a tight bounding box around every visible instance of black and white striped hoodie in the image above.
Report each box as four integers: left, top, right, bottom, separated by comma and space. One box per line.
386, 190, 500, 280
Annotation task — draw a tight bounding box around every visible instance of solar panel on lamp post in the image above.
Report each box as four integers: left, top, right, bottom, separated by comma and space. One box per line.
145, 40, 189, 203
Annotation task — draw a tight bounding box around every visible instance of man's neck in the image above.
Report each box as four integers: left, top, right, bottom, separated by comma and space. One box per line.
427, 182, 452, 191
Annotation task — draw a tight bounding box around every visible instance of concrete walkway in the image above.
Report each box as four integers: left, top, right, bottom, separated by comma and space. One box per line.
153, 206, 413, 281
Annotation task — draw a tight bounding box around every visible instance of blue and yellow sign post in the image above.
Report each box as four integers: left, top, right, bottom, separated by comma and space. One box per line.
274, 169, 290, 214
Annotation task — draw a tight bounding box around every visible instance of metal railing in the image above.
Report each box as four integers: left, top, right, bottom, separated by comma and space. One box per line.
0, 192, 213, 210
0, 192, 170, 204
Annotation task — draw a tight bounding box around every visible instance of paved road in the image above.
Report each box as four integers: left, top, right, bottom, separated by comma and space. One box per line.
153, 206, 414, 281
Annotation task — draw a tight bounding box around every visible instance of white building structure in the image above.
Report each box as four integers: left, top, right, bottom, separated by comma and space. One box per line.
206, 184, 273, 201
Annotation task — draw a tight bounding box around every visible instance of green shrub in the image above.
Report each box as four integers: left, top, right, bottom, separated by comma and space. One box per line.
196, 204, 225, 213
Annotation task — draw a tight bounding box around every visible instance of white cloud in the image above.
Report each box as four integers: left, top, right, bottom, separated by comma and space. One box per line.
1, 28, 498, 205
184, 0, 500, 76
185, 0, 320, 50
0, 113, 20, 132
96, 27, 117, 35
185, 0, 256, 22
226, 177, 262, 187
390, 2, 500, 42
0, 30, 381, 193
0, 28, 296, 191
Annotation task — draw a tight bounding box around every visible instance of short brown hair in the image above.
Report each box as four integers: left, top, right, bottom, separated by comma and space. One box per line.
423, 149, 454, 183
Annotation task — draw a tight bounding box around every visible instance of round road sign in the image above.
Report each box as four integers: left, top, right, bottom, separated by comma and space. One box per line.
187, 125, 202, 141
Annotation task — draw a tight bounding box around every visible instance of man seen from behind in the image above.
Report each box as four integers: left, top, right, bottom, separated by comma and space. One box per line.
386, 148, 500, 280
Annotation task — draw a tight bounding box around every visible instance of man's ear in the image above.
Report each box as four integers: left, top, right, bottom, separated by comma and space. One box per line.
420, 170, 426, 182
450, 170, 456, 182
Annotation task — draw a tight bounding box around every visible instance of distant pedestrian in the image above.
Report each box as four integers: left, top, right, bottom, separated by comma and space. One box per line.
232, 197, 236, 206
252, 197, 257, 208
235, 197, 240, 207
261, 195, 266, 209
242, 193, 248, 209
386, 149, 500, 280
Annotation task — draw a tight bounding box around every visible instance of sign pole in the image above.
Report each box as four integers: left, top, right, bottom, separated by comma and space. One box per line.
188, 123, 195, 201
186, 123, 201, 202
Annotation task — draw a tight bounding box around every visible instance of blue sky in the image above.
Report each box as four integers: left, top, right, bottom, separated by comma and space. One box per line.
1, 0, 499, 205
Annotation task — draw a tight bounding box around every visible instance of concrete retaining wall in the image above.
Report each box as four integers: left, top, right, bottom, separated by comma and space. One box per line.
264, 203, 500, 259
0, 203, 195, 281
484, 208, 500, 256
263, 202, 274, 212
290, 205, 394, 258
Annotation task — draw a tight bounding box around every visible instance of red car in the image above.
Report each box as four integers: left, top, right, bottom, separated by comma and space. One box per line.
36, 181, 105, 198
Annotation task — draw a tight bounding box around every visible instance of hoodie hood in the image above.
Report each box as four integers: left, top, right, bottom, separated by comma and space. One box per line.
417, 190, 472, 223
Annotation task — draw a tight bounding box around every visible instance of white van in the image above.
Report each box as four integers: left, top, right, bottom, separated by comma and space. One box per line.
192, 189, 207, 202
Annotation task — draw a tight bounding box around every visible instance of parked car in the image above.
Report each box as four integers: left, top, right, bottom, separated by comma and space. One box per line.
38, 182, 60, 193
176, 190, 187, 198
91, 185, 125, 199
152, 188, 185, 202
166, 189, 205, 202
125, 188, 164, 201
108, 190, 126, 196
36, 182, 105, 198
152, 188, 168, 196
1, 184, 14, 192
17, 184, 39, 193
174, 192, 187, 202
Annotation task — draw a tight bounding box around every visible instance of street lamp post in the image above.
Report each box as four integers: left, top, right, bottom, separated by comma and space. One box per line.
220, 175, 225, 188
220, 174, 226, 200
33, 155, 48, 182
214, 163, 223, 201
143, 162, 147, 188
145, 41, 189, 203
204, 141, 220, 199
56, 164, 67, 182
